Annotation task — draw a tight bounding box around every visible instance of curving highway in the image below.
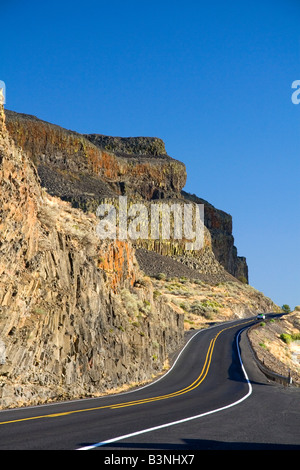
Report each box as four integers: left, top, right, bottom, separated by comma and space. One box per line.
0, 315, 299, 450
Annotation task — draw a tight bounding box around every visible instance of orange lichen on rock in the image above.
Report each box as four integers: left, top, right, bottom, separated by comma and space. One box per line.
97, 240, 136, 292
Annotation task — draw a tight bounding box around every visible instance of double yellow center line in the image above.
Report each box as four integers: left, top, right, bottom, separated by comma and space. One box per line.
0, 320, 252, 426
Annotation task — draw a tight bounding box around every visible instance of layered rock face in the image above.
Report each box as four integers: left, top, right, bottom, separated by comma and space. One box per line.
0, 105, 184, 408
5, 109, 248, 281
0, 104, 263, 409
5, 110, 186, 205
181, 191, 248, 281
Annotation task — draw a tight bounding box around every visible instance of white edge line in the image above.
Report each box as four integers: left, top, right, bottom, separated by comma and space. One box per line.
77, 327, 252, 450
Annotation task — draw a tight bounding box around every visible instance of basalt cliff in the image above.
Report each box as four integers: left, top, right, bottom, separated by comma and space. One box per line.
0, 106, 278, 408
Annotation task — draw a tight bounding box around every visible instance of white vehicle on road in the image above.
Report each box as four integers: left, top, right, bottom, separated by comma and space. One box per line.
257, 313, 266, 320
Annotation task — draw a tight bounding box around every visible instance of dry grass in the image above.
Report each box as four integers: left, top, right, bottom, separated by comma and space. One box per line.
248, 311, 300, 385
150, 276, 277, 330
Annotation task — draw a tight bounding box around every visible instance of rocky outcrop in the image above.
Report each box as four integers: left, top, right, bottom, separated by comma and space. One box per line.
0, 105, 184, 409
84, 134, 168, 158
181, 191, 248, 281
5, 110, 186, 205
248, 311, 300, 386
0, 103, 271, 410
5, 109, 248, 281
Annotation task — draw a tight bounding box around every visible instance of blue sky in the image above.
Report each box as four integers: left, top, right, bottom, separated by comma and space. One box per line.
1, 0, 300, 309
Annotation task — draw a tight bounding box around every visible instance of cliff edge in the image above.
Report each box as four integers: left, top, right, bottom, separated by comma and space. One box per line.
0, 105, 184, 408
5, 109, 248, 282
0, 105, 279, 409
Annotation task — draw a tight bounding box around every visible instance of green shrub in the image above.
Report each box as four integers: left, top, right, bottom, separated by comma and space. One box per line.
203, 311, 214, 320
280, 333, 292, 344
156, 273, 166, 280
179, 302, 189, 311
281, 304, 291, 314
189, 301, 204, 314
34, 307, 46, 315
280, 332, 300, 344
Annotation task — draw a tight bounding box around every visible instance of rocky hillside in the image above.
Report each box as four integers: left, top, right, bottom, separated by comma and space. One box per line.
5, 109, 247, 281
0, 104, 279, 409
248, 310, 300, 386
0, 105, 184, 408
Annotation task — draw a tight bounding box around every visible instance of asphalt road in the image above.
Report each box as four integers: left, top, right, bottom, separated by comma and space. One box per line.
0, 315, 299, 451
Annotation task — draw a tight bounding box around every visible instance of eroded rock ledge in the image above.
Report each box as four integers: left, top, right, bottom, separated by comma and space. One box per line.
0, 105, 184, 408
0, 104, 271, 409
5, 109, 248, 281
